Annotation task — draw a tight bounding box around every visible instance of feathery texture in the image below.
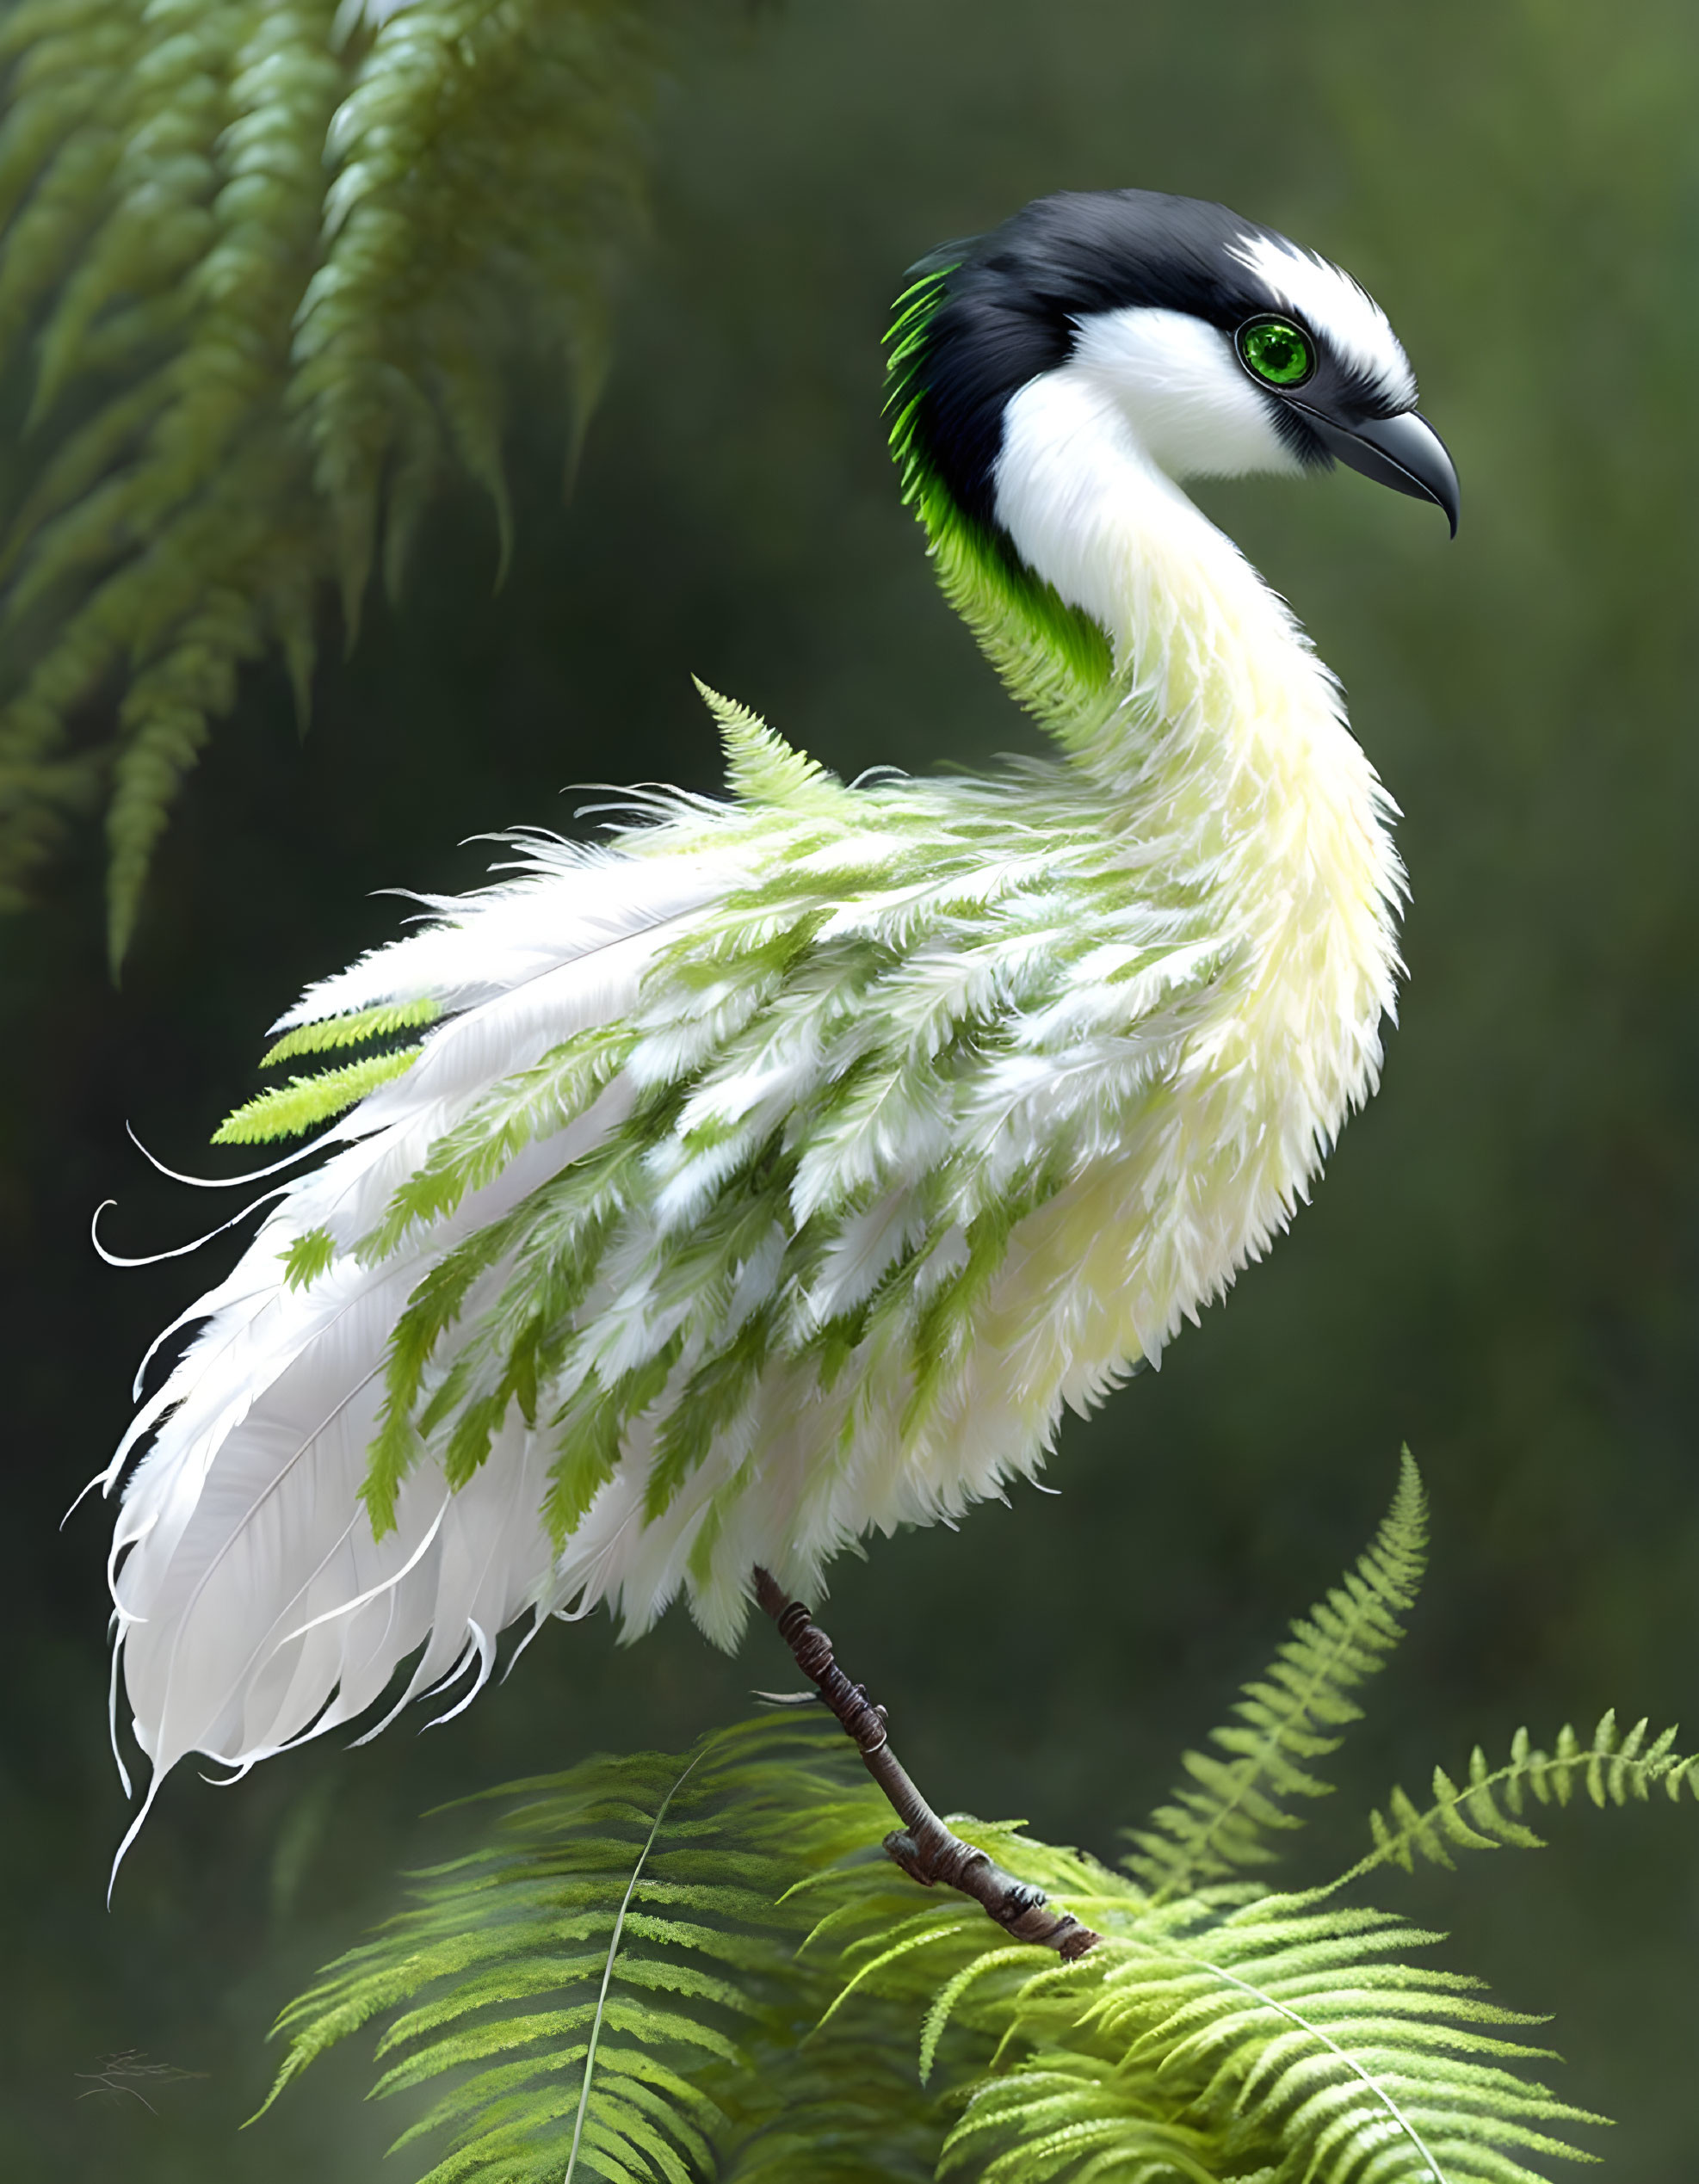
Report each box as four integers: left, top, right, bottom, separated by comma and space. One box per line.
269, 1475, 1671, 2184
886, 262, 1116, 740
0, 0, 699, 966
100, 231, 1404, 1817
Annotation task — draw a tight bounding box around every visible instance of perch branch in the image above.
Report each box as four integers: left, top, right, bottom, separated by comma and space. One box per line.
753, 1567, 1099, 1959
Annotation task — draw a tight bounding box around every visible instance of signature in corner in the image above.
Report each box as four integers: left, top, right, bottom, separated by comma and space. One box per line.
76, 2051, 207, 2113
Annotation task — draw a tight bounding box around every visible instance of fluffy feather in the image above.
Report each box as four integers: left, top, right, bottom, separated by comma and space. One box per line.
98, 207, 1406, 1829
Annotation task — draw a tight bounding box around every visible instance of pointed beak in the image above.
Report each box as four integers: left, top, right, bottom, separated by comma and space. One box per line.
1291, 404, 1461, 536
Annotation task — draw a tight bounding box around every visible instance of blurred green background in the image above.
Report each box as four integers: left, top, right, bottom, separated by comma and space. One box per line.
5, 0, 1698, 2169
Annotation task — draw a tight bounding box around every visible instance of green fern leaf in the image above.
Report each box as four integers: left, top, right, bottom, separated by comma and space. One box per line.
697, 678, 842, 810
715, 2017, 942, 2183
1124, 1451, 1428, 1899
1353, 1710, 1699, 1883
0, 0, 728, 965
802, 1833, 1601, 2184
558, 1743, 717, 2184
918, 1944, 1035, 2085
260, 996, 442, 1067
260, 1718, 896, 2183
939, 2055, 1218, 2184
262, 1472, 1699, 2184
282, 1225, 336, 1288
966, 1903, 1594, 2184
211, 1046, 420, 1143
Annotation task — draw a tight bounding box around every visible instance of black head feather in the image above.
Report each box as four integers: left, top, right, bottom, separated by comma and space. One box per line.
899, 189, 1405, 532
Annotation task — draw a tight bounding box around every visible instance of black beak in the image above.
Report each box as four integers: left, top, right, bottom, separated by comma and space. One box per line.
1290, 404, 1460, 537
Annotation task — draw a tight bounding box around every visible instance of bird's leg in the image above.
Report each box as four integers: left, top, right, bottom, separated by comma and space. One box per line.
752, 1567, 1099, 1960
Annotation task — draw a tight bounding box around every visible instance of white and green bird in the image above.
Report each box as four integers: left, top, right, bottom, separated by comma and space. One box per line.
96, 188, 1457, 1838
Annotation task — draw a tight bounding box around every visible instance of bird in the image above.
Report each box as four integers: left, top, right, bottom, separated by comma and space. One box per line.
92, 188, 1457, 1850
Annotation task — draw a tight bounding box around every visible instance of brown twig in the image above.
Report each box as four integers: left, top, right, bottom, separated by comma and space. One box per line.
753, 1567, 1099, 1959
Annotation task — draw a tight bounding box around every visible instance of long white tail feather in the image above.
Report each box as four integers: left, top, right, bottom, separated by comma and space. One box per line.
111, 1120, 619, 1782
125, 1120, 348, 1194
102, 840, 748, 1840
90, 1185, 294, 1269
271, 844, 740, 1032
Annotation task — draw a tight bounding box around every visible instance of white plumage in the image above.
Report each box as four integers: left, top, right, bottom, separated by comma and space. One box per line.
93, 189, 1453, 1848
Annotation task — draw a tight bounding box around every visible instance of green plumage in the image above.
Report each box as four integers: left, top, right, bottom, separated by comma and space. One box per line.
214, 681, 1235, 1590
213, 1046, 423, 1144
884, 268, 1116, 741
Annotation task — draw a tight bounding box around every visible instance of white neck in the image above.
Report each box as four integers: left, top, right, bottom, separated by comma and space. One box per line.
993, 365, 1334, 768
993, 359, 1404, 1130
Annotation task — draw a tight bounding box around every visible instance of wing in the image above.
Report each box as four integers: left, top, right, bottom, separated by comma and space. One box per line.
102, 698, 1234, 1818
102, 827, 751, 1840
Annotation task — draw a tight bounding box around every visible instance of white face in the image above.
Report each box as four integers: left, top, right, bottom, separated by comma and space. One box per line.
1068, 306, 1304, 481
1063, 239, 1417, 485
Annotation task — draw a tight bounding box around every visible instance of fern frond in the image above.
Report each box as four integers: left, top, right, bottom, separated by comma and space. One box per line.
805, 1832, 1601, 2184
212, 1046, 420, 1142
1351, 1710, 1699, 1880
1080, 1900, 1594, 2184
262, 1716, 896, 2183
0, 0, 719, 965
269, 1698, 1642, 2184
1123, 1450, 1427, 1900
696, 678, 842, 811
714, 2013, 945, 2183
939, 2052, 1218, 2184
259, 996, 442, 1067
260, 1486, 1682, 2184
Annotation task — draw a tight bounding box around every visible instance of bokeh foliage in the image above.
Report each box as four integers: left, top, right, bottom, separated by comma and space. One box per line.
0, 0, 708, 970
3, 0, 1697, 2176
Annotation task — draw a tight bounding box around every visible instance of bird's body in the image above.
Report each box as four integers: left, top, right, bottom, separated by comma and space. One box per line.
96, 189, 1453, 1825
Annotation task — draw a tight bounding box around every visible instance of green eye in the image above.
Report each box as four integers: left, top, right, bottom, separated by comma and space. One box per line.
1237, 317, 1314, 388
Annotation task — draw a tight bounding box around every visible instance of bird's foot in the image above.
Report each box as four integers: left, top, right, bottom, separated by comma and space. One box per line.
752, 1567, 1099, 1960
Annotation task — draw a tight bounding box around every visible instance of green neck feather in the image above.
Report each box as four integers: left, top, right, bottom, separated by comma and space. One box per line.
884, 268, 1115, 738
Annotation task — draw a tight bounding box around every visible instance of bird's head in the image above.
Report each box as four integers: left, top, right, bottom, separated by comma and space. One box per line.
888, 188, 1459, 582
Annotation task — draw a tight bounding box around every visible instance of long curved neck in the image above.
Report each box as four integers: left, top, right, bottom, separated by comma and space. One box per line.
991, 363, 1404, 1125
992, 366, 1344, 795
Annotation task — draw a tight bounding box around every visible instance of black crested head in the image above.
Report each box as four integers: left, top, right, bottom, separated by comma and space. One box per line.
893, 188, 1415, 535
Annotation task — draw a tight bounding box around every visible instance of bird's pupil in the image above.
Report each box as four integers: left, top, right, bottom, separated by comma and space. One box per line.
1239, 319, 1313, 386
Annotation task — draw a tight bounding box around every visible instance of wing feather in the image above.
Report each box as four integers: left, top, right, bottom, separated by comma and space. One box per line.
103, 832, 749, 1823
102, 774, 1243, 1830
